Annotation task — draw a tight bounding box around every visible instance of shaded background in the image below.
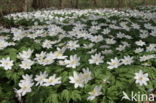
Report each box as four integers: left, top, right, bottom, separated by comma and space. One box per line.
0, 0, 156, 15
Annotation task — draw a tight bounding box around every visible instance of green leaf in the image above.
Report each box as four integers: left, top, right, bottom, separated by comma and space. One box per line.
71, 90, 81, 101
46, 93, 59, 103
60, 90, 70, 103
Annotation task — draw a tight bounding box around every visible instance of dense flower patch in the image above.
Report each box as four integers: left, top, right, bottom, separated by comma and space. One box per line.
0, 6, 156, 103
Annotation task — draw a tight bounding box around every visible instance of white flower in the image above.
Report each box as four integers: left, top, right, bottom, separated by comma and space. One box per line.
100, 45, 110, 49
41, 57, 54, 65
83, 43, 94, 49
140, 55, 149, 62
101, 50, 113, 54
66, 41, 80, 50
11, 28, 25, 41
48, 25, 64, 36
65, 55, 80, 68
125, 35, 132, 39
135, 40, 146, 46
17, 81, 34, 96
134, 48, 144, 53
89, 53, 104, 65
132, 23, 140, 29
116, 32, 125, 39
0, 40, 9, 50
76, 31, 90, 38
122, 42, 130, 47
19, 59, 34, 70
90, 35, 103, 43
139, 32, 148, 39
18, 49, 33, 60
87, 49, 97, 54
17, 74, 34, 96
120, 22, 130, 31
140, 55, 155, 62
44, 74, 61, 86
102, 28, 110, 35
89, 25, 100, 34
69, 71, 84, 88
69, 68, 92, 88
21, 74, 33, 82
107, 57, 121, 69
48, 48, 67, 59
121, 56, 134, 65
116, 45, 126, 51
0, 57, 14, 70
81, 68, 92, 83
134, 70, 149, 86
87, 86, 102, 100
14, 88, 22, 102
58, 60, 67, 66
105, 38, 116, 45
42, 40, 53, 49
35, 51, 46, 61
35, 52, 55, 65
35, 71, 48, 86
144, 23, 153, 29
150, 30, 156, 37
146, 44, 156, 52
